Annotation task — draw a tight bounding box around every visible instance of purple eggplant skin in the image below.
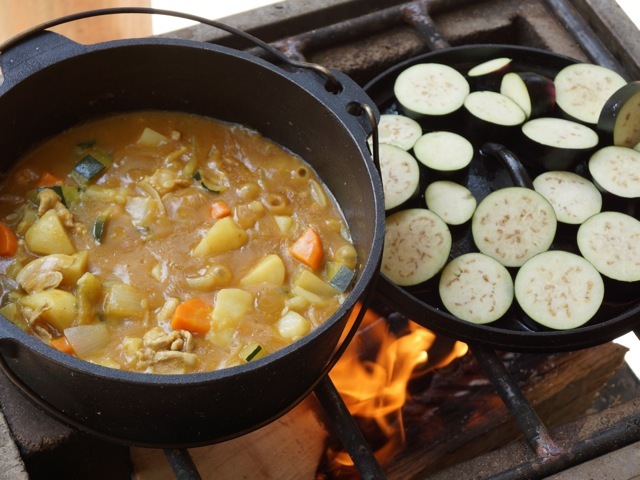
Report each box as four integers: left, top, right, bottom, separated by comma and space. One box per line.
501, 72, 556, 119
467, 57, 513, 91
597, 81, 640, 148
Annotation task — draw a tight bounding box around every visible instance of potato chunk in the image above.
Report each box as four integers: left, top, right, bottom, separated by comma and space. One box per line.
25, 209, 76, 255
240, 254, 286, 286
20, 289, 77, 331
192, 217, 248, 257
211, 288, 253, 330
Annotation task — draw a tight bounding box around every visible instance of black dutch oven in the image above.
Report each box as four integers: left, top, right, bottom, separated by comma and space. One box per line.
366, 44, 640, 354
0, 9, 385, 447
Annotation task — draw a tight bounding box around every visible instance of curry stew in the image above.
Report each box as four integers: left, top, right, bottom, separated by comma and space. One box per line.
0, 111, 357, 374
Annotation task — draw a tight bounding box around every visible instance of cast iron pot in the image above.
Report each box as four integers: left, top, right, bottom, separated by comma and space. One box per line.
0, 10, 385, 447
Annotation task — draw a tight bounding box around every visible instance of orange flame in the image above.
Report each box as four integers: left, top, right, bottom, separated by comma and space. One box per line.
326, 305, 468, 474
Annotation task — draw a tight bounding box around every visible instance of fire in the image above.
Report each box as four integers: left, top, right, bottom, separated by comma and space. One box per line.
325, 305, 468, 475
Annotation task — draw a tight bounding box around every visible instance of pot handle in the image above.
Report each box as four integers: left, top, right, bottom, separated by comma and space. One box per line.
0, 7, 344, 91
0, 6, 381, 168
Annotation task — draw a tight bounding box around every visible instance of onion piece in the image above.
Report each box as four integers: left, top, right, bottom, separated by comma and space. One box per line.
64, 324, 110, 358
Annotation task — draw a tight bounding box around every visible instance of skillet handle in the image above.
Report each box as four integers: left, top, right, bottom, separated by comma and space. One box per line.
481, 142, 534, 189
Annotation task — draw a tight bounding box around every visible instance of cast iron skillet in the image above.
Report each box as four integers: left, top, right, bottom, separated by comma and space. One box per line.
0, 9, 385, 447
366, 44, 640, 353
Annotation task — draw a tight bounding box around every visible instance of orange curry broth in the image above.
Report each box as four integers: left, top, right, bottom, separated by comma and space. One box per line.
0, 111, 356, 373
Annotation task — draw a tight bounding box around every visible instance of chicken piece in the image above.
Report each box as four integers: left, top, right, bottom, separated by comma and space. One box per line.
16, 254, 75, 293
146, 168, 190, 196
143, 326, 195, 352
134, 327, 198, 373
37, 189, 74, 227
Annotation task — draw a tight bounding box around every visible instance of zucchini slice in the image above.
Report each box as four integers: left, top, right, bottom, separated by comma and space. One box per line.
532, 171, 602, 224
520, 117, 599, 170
598, 81, 640, 147
588, 146, 640, 198
382, 208, 451, 286
394, 63, 470, 118
577, 211, 640, 282
379, 143, 421, 211
194, 171, 227, 193
471, 187, 557, 267
554, 63, 626, 124
425, 181, 476, 225
514, 250, 604, 330
500, 71, 555, 119
439, 252, 514, 324
374, 114, 423, 151
72, 154, 107, 185
413, 131, 474, 174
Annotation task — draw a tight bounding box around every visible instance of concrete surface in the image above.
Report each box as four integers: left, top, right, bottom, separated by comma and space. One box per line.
0, 408, 27, 480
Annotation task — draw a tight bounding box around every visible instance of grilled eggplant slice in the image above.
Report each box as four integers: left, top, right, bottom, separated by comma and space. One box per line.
514, 250, 604, 330
467, 57, 512, 90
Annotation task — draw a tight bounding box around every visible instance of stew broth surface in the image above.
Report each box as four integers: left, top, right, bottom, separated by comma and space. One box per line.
0, 111, 356, 373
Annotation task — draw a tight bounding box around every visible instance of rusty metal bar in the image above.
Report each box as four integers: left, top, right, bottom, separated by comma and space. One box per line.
270, 0, 457, 61
470, 346, 562, 459
163, 449, 203, 480
542, 0, 628, 76
314, 376, 388, 480
488, 407, 640, 479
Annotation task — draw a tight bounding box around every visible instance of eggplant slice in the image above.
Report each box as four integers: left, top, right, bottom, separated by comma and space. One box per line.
365, 44, 640, 352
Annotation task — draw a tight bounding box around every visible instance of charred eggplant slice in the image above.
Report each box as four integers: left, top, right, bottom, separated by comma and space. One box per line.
439, 252, 514, 324
471, 187, 557, 267
514, 250, 604, 330
382, 208, 451, 286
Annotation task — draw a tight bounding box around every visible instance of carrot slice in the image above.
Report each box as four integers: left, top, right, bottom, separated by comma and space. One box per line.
210, 200, 231, 219
37, 172, 64, 188
170, 298, 213, 335
50, 337, 75, 355
289, 226, 323, 270
0, 221, 18, 256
